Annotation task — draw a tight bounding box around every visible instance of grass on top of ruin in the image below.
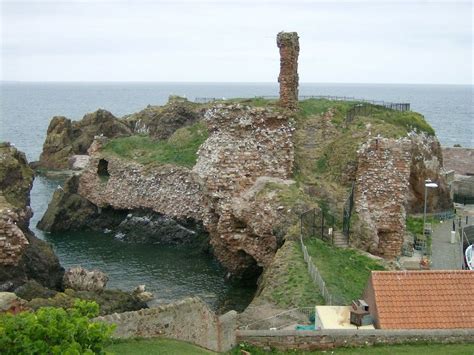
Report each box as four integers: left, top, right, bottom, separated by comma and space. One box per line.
305, 238, 385, 304
297, 98, 434, 136
102, 121, 208, 168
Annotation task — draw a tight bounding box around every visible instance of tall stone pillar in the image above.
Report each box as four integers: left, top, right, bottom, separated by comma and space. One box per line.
277, 31, 299, 109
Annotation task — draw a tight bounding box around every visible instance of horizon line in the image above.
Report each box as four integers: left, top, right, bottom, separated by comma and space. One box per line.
1, 80, 472, 86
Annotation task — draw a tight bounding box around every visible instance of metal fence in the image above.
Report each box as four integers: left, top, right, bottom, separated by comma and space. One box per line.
300, 208, 335, 245
193, 95, 410, 112
342, 182, 355, 238
453, 194, 474, 205
300, 236, 336, 305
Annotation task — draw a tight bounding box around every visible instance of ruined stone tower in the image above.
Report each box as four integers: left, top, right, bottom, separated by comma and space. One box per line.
277, 31, 299, 109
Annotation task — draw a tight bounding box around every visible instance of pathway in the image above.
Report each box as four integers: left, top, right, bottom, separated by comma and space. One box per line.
430, 217, 471, 270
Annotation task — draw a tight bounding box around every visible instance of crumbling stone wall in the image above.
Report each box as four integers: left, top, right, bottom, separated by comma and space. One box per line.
193, 105, 294, 275
78, 139, 206, 222
95, 297, 237, 352
353, 137, 411, 258
277, 32, 299, 109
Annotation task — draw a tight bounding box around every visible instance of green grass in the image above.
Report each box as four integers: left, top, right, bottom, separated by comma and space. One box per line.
270, 242, 325, 307
102, 121, 208, 167
230, 343, 474, 354
105, 338, 216, 354
305, 238, 385, 304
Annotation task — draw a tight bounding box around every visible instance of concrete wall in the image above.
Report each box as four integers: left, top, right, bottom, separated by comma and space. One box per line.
237, 329, 474, 351
94, 297, 237, 352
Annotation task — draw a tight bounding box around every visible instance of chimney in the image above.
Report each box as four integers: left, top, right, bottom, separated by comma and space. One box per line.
277, 31, 300, 109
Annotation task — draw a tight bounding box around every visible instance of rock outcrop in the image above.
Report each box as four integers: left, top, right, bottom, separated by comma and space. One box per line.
124, 96, 202, 139
39, 109, 131, 169
0, 142, 64, 291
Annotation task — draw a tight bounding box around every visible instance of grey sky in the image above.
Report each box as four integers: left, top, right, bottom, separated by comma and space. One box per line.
1, 0, 472, 84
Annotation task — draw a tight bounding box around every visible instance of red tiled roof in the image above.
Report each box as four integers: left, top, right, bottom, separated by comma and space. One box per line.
369, 270, 474, 329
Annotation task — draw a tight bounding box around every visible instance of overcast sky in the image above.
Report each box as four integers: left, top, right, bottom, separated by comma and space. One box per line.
1, 0, 472, 84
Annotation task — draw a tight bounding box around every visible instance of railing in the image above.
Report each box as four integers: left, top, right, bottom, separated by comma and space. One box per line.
193, 95, 410, 112
300, 208, 335, 245
342, 182, 355, 238
239, 307, 314, 330
300, 236, 335, 305
453, 194, 474, 205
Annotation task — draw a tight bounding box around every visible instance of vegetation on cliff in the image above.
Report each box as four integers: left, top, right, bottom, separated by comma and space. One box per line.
255, 241, 324, 308
305, 238, 385, 304
102, 121, 208, 168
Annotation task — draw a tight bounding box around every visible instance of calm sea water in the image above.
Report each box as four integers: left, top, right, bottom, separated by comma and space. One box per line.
0, 82, 472, 310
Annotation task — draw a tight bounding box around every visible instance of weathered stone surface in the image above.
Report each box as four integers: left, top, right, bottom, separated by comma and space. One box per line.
37, 175, 100, 232
39, 109, 132, 169
0, 142, 34, 211
63, 267, 108, 292
352, 133, 452, 259
124, 96, 203, 139
277, 32, 299, 109
194, 105, 294, 276
68, 155, 90, 170
78, 138, 205, 221
353, 137, 412, 259
0, 143, 64, 291
116, 211, 208, 246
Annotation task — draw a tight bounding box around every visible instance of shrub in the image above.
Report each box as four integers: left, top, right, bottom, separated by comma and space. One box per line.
0, 299, 114, 355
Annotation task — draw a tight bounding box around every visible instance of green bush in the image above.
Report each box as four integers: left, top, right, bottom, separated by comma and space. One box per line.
0, 299, 114, 355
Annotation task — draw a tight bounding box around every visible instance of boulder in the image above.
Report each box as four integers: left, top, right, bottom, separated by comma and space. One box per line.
63, 267, 108, 292
14, 280, 57, 301
0, 292, 28, 314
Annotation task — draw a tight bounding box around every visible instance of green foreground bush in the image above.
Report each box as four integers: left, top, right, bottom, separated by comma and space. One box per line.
0, 300, 114, 355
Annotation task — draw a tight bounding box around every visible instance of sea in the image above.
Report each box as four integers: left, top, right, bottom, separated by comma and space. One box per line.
0, 82, 472, 311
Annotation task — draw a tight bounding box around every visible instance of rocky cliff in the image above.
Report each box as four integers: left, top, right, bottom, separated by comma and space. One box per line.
0, 142, 63, 291
38, 97, 205, 170
39, 103, 295, 278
